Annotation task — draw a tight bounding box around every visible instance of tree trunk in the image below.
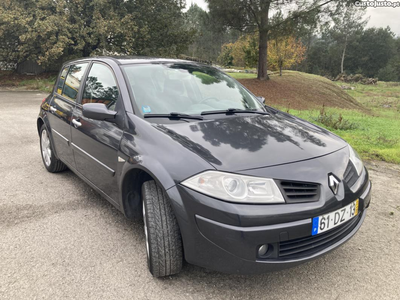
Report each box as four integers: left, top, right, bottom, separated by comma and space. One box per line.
279, 62, 282, 76
257, 2, 270, 80
341, 35, 348, 74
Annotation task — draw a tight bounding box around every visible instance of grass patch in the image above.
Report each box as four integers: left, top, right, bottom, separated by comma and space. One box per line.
0, 71, 56, 93
334, 81, 400, 113
285, 107, 400, 164
227, 72, 257, 79
17, 77, 56, 93
314, 105, 358, 130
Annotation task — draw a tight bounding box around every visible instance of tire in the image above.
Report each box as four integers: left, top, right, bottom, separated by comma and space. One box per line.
142, 180, 183, 277
40, 124, 67, 173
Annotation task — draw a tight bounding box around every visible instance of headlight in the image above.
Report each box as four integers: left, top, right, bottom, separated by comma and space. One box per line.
348, 145, 364, 176
181, 171, 285, 204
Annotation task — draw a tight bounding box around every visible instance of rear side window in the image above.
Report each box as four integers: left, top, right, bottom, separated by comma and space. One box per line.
62, 63, 88, 101
56, 66, 69, 95
82, 63, 119, 111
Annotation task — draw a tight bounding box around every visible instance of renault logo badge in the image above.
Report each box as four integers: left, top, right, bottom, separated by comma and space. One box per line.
328, 174, 340, 195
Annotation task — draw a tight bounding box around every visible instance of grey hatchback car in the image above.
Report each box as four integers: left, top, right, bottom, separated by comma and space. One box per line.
38, 56, 372, 277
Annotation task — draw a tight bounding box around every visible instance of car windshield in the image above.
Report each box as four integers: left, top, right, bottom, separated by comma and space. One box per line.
122, 63, 264, 116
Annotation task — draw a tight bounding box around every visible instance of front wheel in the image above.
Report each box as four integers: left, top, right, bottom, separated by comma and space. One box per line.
40, 124, 67, 173
142, 180, 183, 277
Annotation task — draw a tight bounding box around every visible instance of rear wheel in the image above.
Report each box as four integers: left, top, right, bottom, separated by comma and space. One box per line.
40, 124, 67, 173
142, 180, 183, 277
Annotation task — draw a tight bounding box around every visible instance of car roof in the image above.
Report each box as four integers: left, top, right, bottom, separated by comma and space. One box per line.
62, 56, 208, 66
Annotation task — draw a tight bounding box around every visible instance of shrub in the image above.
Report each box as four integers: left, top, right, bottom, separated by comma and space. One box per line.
314, 105, 358, 130
377, 64, 399, 82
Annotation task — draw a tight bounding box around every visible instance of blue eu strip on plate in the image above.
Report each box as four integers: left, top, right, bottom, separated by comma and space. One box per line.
312, 217, 319, 236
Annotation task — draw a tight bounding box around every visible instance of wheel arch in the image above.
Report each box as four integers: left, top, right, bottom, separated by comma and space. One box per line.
120, 162, 176, 220
37, 117, 45, 136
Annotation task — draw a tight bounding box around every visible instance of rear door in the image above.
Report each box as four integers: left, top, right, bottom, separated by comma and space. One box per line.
70, 62, 124, 201
48, 63, 89, 167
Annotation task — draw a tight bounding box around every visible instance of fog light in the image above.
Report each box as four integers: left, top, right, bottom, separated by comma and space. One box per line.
258, 244, 269, 257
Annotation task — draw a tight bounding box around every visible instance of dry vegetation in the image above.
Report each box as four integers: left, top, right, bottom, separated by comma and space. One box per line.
236, 71, 364, 111
0, 71, 56, 92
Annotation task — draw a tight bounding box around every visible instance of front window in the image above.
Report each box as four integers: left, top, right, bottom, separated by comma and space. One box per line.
122, 63, 264, 116
82, 63, 119, 111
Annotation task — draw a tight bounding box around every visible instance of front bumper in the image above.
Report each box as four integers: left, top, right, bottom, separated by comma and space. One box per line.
167, 171, 371, 274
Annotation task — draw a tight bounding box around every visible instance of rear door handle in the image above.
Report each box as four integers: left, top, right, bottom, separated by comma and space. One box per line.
49, 106, 57, 113
72, 119, 82, 128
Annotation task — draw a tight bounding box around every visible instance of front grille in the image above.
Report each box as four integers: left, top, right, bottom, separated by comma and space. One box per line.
278, 214, 361, 258
343, 162, 358, 187
278, 181, 320, 203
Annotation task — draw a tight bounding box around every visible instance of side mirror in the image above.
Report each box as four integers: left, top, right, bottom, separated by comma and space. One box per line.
256, 96, 265, 104
83, 103, 117, 122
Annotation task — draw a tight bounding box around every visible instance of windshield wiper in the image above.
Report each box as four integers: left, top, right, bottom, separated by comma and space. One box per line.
144, 112, 204, 120
201, 108, 269, 116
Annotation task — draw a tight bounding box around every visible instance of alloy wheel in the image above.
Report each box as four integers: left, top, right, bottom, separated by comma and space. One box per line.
41, 129, 52, 167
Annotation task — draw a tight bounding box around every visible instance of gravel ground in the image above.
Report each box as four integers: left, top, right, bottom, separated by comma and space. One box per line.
0, 91, 399, 300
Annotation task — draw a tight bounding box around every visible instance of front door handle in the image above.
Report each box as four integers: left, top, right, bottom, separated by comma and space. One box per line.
72, 119, 82, 128
49, 106, 57, 113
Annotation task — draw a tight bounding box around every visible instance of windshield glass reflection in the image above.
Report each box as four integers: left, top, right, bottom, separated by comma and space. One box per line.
123, 63, 264, 116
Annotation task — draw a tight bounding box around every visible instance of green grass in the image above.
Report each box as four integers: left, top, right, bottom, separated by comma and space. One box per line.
226, 72, 257, 79
285, 107, 400, 164
18, 77, 56, 93
334, 81, 400, 114
0, 71, 56, 93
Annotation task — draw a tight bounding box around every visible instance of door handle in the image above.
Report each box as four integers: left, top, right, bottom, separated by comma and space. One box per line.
72, 119, 82, 128
49, 106, 57, 113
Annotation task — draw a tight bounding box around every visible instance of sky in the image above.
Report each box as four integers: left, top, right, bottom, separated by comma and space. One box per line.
185, 0, 400, 36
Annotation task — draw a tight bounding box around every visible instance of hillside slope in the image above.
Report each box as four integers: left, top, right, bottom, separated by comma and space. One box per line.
237, 71, 364, 111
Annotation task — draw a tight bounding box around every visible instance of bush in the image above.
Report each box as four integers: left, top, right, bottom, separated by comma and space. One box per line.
218, 44, 234, 67
378, 64, 399, 82
314, 106, 358, 130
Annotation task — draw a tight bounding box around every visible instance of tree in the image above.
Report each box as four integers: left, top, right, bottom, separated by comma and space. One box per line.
219, 33, 258, 68
218, 43, 234, 67
377, 64, 398, 82
329, 5, 367, 74
269, 36, 306, 76
377, 37, 400, 81
206, 0, 347, 80
185, 4, 238, 62
0, 0, 73, 69
220, 33, 305, 74
0, 0, 194, 71
242, 34, 259, 68
356, 27, 396, 77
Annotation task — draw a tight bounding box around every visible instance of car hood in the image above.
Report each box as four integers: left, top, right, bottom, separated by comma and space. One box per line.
152, 113, 347, 172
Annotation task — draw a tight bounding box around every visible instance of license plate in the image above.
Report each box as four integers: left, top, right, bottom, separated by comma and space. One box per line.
312, 199, 359, 236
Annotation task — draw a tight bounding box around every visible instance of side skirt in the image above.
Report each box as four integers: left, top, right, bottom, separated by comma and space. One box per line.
61, 159, 122, 212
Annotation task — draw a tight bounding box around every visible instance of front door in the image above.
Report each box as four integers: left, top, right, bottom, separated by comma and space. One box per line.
71, 62, 124, 201
47, 63, 88, 167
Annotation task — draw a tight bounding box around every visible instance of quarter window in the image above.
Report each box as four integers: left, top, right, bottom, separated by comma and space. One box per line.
82, 63, 119, 111
62, 63, 88, 101
56, 66, 69, 95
